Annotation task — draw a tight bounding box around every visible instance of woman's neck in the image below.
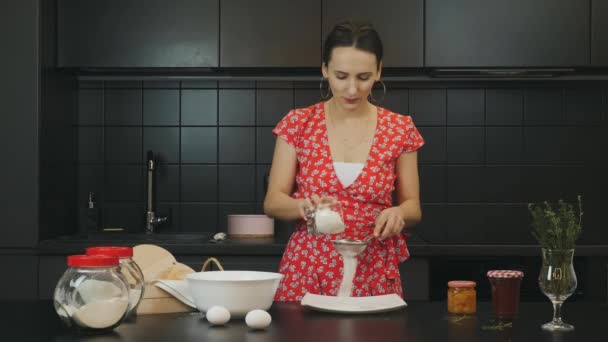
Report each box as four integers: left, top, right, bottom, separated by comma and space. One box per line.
327, 98, 374, 122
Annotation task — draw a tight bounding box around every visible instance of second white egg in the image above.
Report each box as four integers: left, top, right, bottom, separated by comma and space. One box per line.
245, 309, 272, 330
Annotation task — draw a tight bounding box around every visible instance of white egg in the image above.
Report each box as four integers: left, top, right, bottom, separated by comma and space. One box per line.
245, 309, 272, 330
206, 306, 230, 325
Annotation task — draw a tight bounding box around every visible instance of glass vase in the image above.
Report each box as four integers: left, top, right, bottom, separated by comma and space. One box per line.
538, 248, 577, 332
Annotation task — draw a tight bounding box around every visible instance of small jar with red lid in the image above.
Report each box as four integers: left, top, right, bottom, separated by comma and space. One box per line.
53, 255, 130, 331
86, 246, 145, 317
447, 280, 477, 314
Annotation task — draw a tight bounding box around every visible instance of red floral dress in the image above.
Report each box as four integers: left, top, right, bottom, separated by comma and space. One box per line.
272, 102, 425, 301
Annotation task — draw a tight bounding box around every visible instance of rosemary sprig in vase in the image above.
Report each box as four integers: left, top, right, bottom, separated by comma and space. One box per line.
528, 195, 583, 332
528, 196, 583, 250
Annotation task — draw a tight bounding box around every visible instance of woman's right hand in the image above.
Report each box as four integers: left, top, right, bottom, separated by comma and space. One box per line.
297, 195, 338, 220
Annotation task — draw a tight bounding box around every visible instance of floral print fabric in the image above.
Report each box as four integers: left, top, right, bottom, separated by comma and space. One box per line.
272, 102, 424, 301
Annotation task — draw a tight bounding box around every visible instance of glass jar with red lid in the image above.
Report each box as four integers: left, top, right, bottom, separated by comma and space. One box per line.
86, 246, 145, 317
53, 255, 130, 331
447, 280, 477, 314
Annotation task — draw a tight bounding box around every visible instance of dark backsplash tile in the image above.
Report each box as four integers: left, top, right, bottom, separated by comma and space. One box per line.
181, 89, 218, 125
143, 89, 179, 126
564, 88, 603, 125
72, 80, 607, 244
180, 203, 218, 232
77, 89, 103, 125
76, 127, 103, 163
524, 88, 563, 125
256, 89, 294, 126
417, 126, 447, 164
485, 127, 523, 164
104, 89, 142, 125
256, 127, 275, 164
218, 165, 256, 202
446, 127, 484, 164
419, 165, 447, 203
447, 89, 484, 125
105, 165, 144, 201
382, 88, 409, 115
104, 127, 142, 163
219, 127, 255, 163
295, 88, 322, 108
181, 127, 217, 163
155, 165, 180, 202
447, 166, 484, 203
180, 165, 217, 202
219, 89, 255, 125
485, 89, 523, 125
143, 127, 179, 164
410, 89, 446, 126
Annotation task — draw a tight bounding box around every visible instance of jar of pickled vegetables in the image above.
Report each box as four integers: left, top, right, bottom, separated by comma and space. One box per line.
447, 280, 477, 314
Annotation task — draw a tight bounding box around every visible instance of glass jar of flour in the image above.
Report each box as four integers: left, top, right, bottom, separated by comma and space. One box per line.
86, 246, 145, 317
54, 255, 130, 331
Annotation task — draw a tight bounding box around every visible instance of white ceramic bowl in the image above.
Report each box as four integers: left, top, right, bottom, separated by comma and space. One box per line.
186, 271, 283, 317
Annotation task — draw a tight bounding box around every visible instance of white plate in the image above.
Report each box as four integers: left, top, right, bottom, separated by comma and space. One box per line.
300, 293, 407, 314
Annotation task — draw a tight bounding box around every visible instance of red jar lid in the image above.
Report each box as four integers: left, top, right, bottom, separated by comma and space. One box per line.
487, 270, 524, 278
447, 280, 476, 288
86, 246, 133, 258
67, 255, 119, 267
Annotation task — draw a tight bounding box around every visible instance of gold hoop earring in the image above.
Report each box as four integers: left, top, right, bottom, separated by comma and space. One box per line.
319, 77, 332, 100
369, 80, 386, 104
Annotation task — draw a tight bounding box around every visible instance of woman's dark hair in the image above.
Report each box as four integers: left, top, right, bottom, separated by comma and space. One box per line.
322, 20, 383, 70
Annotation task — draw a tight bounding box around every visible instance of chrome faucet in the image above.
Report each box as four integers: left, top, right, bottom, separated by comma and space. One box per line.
146, 151, 167, 234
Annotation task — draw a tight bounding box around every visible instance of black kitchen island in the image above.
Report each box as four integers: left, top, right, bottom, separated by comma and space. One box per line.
4, 300, 606, 341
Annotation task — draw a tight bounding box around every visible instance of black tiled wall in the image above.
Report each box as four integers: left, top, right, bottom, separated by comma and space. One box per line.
75, 80, 608, 244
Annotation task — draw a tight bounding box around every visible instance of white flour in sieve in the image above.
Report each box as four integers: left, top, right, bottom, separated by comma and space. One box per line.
314, 207, 345, 234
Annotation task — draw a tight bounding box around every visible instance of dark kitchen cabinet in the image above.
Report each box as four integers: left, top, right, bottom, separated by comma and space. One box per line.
426, 0, 589, 67
400, 258, 429, 301
0, 0, 40, 247
39, 256, 67, 299
0, 256, 38, 300
58, 0, 219, 67
221, 0, 321, 67
592, 0, 608, 65
323, 0, 423, 67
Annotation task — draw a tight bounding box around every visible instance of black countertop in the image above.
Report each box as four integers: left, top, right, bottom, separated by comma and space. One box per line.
4, 300, 606, 341
33, 233, 608, 257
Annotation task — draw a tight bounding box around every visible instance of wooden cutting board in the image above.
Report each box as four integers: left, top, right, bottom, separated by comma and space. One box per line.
132, 244, 177, 283
132, 244, 196, 314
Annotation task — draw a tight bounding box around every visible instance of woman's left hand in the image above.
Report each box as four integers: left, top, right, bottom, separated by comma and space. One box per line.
373, 207, 406, 241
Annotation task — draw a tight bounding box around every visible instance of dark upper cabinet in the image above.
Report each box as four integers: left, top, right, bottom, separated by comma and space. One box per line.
58, 0, 219, 67
221, 0, 321, 67
592, 0, 608, 65
1, 0, 39, 247
323, 0, 423, 67
426, 0, 590, 67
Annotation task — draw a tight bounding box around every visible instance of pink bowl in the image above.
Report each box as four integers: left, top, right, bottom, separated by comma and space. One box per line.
227, 214, 274, 238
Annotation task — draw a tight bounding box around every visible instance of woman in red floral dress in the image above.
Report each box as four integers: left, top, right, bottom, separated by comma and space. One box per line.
264, 21, 425, 301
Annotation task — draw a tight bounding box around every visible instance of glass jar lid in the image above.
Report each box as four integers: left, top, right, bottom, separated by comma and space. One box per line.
447, 280, 476, 288
487, 270, 524, 278
67, 255, 119, 267
86, 246, 133, 258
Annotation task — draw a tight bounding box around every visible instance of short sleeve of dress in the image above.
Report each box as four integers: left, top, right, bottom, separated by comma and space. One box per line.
401, 115, 425, 153
272, 109, 304, 148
